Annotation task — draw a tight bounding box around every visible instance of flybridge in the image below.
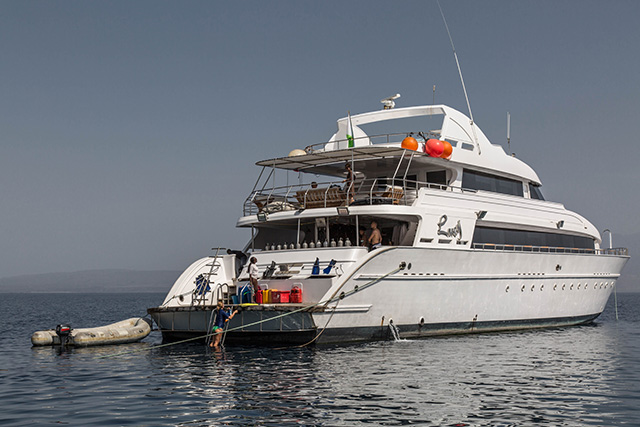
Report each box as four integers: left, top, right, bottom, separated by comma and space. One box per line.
256, 104, 541, 185
327, 105, 474, 151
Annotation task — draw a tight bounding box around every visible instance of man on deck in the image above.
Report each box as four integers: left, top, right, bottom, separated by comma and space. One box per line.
368, 221, 382, 250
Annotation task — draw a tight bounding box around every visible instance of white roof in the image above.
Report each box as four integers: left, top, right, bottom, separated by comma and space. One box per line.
258, 104, 542, 185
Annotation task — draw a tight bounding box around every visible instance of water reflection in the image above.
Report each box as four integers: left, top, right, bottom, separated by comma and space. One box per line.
126, 323, 629, 426
3, 294, 640, 426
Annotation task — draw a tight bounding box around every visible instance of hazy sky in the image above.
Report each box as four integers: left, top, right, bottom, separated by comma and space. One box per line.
2, 0, 639, 278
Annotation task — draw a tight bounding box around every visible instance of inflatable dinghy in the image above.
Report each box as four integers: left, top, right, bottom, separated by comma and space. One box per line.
31, 317, 152, 347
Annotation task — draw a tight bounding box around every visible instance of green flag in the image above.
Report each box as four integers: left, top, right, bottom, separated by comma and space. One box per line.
347, 111, 354, 148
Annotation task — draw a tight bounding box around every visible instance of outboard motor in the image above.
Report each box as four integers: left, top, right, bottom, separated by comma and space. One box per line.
55, 324, 72, 347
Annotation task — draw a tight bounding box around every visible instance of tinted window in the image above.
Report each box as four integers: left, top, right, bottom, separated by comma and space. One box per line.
472, 227, 594, 249
529, 183, 545, 200
426, 171, 447, 185
462, 169, 523, 197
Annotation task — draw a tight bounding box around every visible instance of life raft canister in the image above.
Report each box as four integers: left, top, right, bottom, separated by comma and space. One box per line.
290, 286, 302, 303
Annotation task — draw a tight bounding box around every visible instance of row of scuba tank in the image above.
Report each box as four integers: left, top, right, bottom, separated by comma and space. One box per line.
265, 237, 353, 251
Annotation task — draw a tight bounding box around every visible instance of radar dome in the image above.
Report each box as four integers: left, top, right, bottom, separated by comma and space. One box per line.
288, 149, 306, 157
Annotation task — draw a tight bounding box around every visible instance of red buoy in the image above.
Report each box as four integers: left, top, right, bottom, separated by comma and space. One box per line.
440, 140, 453, 159
425, 139, 444, 157
401, 136, 419, 151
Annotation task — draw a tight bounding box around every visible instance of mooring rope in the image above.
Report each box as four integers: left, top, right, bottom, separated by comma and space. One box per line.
97, 262, 405, 359
293, 299, 341, 348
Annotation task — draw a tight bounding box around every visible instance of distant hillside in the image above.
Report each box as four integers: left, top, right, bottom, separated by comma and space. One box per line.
0, 269, 181, 293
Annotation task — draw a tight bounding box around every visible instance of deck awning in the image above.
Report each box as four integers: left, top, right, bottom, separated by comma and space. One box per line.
255, 145, 436, 176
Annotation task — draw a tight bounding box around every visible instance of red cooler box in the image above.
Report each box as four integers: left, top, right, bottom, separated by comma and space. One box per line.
279, 291, 290, 303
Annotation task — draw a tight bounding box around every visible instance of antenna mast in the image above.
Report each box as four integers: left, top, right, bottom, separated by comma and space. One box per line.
437, 0, 473, 123
507, 111, 511, 154
437, 0, 480, 153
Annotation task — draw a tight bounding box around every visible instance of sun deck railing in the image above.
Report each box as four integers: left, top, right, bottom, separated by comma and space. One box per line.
243, 178, 464, 216
303, 131, 439, 153
472, 243, 628, 256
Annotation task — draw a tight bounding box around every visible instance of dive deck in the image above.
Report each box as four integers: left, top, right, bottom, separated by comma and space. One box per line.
148, 303, 320, 344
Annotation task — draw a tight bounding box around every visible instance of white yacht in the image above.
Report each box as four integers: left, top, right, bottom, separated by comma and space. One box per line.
148, 103, 629, 344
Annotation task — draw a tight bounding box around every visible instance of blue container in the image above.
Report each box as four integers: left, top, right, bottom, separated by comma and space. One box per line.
231, 295, 239, 305
240, 284, 253, 303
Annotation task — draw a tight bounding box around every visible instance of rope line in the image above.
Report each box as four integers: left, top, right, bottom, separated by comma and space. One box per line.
97, 263, 405, 359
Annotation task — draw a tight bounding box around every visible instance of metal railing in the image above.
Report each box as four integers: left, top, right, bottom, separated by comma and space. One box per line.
243, 178, 463, 216
472, 243, 628, 256
303, 131, 439, 153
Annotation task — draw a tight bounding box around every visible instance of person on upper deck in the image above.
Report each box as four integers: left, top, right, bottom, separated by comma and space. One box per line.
343, 162, 355, 203
368, 221, 382, 250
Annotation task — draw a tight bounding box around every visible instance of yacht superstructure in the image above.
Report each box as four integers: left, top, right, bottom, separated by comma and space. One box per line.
148, 104, 628, 344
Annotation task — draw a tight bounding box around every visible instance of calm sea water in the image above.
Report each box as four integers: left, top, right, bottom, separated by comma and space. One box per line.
1, 292, 639, 426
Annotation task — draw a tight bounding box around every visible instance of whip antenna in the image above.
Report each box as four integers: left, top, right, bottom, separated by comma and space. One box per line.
507, 111, 511, 154
437, 0, 473, 123
436, 0, 479, 153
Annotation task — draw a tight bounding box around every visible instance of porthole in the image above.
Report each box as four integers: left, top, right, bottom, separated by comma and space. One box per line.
505, 285, 510, 293
562, 284, 566, 290
553, 284, 557, 291
531, 285, 535, 292
521, 285, 525, 292
540, 284, 544, 291
577, 283, 581, 290
570, 284, 574, 290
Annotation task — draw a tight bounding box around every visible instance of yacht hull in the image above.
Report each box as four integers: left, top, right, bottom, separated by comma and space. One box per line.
310, 247, 626, 343
149, 247, 627, 345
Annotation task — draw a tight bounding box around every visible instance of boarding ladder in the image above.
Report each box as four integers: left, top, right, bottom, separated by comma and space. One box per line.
192, 247, 232, 306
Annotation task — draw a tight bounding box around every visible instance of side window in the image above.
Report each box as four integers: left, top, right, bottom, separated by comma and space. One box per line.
462, 169, 523, 197
529, 183, 545, 200
472, 227, 594, 249
426, 171, 447, 186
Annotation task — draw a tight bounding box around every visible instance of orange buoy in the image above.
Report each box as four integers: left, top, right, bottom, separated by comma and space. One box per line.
401, 136, 419, 151
440, 140, 453, 159
425, 139, 444, 157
